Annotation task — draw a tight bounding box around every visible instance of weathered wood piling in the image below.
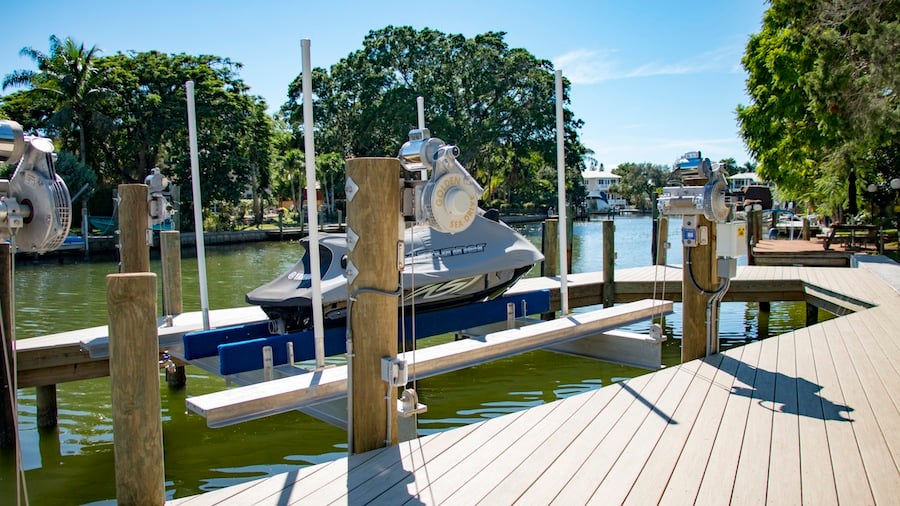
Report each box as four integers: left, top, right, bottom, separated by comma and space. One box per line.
346, 157, 401, 454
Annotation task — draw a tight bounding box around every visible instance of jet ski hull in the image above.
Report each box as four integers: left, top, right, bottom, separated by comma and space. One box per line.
246, 212, 543, 332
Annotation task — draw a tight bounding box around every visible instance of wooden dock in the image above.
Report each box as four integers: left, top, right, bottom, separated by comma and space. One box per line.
167, 260, 900, 505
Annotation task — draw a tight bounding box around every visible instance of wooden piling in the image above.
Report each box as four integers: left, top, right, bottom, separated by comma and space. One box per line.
654, 217, 669, 265
682, 216, 718, 361
346, 158, 400, 454
118, 184, 150, 273
0, 244, 15, 450
107, 272, 164, 505
805, 302, 818, 326
160, 231, 183, 317
602, 220, 615, 307
36, 385, 58, 429
542, 218, 559, 277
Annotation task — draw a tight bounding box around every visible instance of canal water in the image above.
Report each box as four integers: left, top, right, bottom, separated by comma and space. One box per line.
1, 216, 824, 504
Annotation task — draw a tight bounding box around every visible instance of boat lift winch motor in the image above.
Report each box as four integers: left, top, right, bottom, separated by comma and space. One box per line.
398, 128, 484, 234
656, 158, 746, 356
0, 120, 72, 253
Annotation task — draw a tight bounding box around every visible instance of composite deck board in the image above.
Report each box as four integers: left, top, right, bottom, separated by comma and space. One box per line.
691, 340, 763, 506
620, 356, 729, 506
728, 334, 779, 505
166, 262, 900, 506
512, 365, 668, 505
792, 328, 840, 506
767, 329, 802, 505
657, 345, 750, 505
584, 352, 704, 505
816, 321, 875, 504
474, 381, 625, 504
549, 363, 683, 505
827, 314, 900, 504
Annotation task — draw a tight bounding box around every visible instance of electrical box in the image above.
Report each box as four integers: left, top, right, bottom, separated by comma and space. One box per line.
717, 256, 738, 279
381, 357, 409, 387
716, 221, 748, 258
682, 215, 698, 247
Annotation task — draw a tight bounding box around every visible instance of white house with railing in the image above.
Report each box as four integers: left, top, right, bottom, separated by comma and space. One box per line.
581, 165, 628, 214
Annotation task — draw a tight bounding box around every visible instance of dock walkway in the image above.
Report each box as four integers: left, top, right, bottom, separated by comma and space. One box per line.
168, 262, 900, 505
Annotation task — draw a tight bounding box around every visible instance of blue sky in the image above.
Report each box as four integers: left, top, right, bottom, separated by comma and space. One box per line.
2, 0, 767, 169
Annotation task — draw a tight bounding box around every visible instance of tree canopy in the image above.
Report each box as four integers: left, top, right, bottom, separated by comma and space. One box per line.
281, 26, 590, 206
2, 39, 273, 214
737, 0, 898, 217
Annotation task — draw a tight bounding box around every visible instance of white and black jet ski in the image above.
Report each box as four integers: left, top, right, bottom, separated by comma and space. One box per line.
246, 128, 544, 333
245, 209, 542, 332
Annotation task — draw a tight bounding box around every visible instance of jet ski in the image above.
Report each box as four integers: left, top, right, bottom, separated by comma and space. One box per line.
246, 209, 543, 332
247, 127, 543, 333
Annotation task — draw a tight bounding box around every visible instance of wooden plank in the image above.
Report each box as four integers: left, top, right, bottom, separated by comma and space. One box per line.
827, 312, 900, 503
622, 354, 736, 506
585, 351, 703, 505
471, 377, 625, 503
253, 420, 483, 505
766, 330, 801, 505
728, 334, 778, 505
813, 322, 874, 504
691, 339, 762, 506
515, 366, 669, 504
438, 382, 615, 504
791, 327, 839, 506
657, 344, 750, 505
548, 359, 684, 504
186, 300, 672, 427
367, 395, 569, 504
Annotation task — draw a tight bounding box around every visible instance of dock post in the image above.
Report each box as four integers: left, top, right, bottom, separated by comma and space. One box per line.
682, 216, 718, 361
107, 272, 165, 505
602, 220, 615, 307
805, 302, 818, 326
541, 218, 559, 277
161, 231, 186, 387
160, 231, 183, 318
0, 244, 15, 451
654, 217, 669, 265
118, 184, 150, 273
541, 218, 559, 319
36, 385, 58, 428
346, 158, 401, 454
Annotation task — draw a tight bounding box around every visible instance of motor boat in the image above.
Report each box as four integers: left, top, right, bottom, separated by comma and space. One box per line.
246, 209, 543, 332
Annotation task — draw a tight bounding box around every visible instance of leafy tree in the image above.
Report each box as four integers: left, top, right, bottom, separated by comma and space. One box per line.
612, 162, 670, 211
282, 26, 589, 206
737, 0, 898, 217
2, 35, 106, 165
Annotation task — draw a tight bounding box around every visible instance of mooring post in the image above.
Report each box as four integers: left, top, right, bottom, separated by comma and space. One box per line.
118, 184, 150, 273
107, 272, 165, 505
0, 244, 15, 451
682, 215, 718, 361
654, 217, 669, 265
347, 158, 401, 454
806, 302, 818, 326
542, 218, 559, 277
602, 220, 615, 307
36, 385, 58, 429
160, 230, 186, 387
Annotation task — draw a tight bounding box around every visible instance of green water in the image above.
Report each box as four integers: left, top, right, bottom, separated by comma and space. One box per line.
1, 216, 823, 504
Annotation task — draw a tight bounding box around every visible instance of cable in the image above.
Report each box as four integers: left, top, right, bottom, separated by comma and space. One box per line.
684, 245, 728, 296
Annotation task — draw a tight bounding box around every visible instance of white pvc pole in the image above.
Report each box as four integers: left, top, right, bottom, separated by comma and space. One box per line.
416, 96, 425, 129
301, 39, 326, 369
555, 70, 570, 315
185, 80, 211, 329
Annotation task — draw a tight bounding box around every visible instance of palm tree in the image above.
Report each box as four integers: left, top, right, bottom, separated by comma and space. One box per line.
3, 35, 104, 164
